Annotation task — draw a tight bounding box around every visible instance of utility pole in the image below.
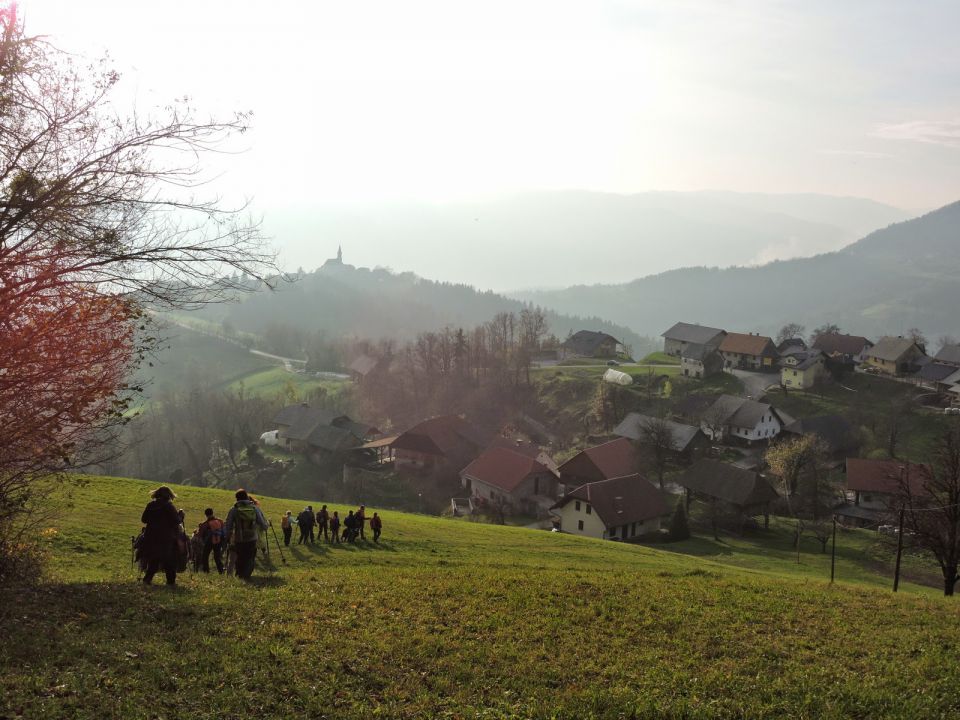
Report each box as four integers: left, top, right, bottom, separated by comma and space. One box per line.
796, 518, 802, 564
893, 505, 905, 592
830, 514, 837, 583
893, 465, 907, 592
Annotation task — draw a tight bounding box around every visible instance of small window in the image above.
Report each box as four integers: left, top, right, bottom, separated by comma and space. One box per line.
586, 504, 592, 515
577, 520, 584, 531
575, 500, 581, 511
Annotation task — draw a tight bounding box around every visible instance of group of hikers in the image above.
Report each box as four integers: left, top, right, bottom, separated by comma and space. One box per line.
135, 486, 384, 586
280, 504, 383, 545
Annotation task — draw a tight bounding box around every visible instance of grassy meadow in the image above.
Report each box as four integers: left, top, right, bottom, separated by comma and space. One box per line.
3, 475, 960, 719
770, 372, 955, 462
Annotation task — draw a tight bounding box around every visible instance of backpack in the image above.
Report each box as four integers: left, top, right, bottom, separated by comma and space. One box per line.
175, 531, 190, 572
232, 503, 259, 543
206, 517, 224, 545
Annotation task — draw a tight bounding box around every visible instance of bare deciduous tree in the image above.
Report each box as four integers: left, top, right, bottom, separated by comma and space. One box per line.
898, 424, 960, 596
0, 6, 274, 580
638, 415, 676, 490
776, 323, 806, 346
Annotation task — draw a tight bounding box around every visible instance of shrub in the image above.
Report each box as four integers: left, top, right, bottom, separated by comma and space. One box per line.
0, 536, 49, 586
668, 497, 691, 541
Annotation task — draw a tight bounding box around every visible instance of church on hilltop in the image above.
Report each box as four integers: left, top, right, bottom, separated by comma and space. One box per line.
321, 244, 350, 270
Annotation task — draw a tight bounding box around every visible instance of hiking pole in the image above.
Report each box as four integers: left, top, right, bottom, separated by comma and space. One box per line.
269, 522, 287, 564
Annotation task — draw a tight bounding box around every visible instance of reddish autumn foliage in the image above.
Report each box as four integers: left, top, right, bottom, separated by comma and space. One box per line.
0, 259, 138, 478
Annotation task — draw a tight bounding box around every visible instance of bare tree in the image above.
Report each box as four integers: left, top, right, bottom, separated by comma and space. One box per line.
638, 416, 676, 490
907, 328, 928, 354
898, 424, 960, 596
884, 398, 913, 459
699, 403, 728, 443
776, 323, 806, 346
0, 7, 274, 580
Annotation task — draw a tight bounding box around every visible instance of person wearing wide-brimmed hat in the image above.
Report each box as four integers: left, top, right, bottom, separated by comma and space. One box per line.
139, 486, 181, 586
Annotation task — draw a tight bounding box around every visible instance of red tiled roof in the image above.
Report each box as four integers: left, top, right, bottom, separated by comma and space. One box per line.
568, 437, 637, 480
846, 458, 926, 496
719, 332, 776, 357
812, 333, 872, 357
553, 473, 670, 527
393, 415, 490, 458
460, 447, 553, 493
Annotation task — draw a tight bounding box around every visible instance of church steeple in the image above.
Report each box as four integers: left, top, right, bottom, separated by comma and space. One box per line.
337, 245, 343, 263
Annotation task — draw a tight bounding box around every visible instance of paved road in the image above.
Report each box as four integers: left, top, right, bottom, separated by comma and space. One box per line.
533, 362, 677, 370
731, 369, 780, 399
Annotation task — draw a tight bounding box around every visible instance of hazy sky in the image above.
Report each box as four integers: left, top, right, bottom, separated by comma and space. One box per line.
22, 0, 960, 280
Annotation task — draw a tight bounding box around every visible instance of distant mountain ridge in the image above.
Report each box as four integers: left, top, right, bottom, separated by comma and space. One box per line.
513, 201, 960, 340
266, 190, 910, 292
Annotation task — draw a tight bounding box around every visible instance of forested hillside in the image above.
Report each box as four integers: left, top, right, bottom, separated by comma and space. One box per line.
516, 202, 960, 340
192, 261, 655, 355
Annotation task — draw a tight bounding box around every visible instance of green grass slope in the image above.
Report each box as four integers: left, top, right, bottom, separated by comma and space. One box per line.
3, 476, 960, 719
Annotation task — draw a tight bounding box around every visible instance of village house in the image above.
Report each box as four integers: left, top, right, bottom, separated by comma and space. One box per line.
348, 353, 389, 383
701, 394, 786, 444
913, 362, 960, 393
613, 413, 707, 461
273, 404, 378, 450
676, 458, 779, 529
718, 332, 779, 371
391, 415, 490, 474
551, 473, 669, 541
782, 414, 858, 461
561, 330, 621, 359
459, 446, 559, 517
933, 343, 960, 368
836, 458, 925, 528
779, 349, 826, 389
672, 393, 714, 424
557, 437, 637, 493
272, 403, 379, 463
661, 322, 726, 358
812, 332, 873, 365
862, 336, 927, 376
776, 337, 807, 355
680, 343, 724, 379
948, 373, 960, 406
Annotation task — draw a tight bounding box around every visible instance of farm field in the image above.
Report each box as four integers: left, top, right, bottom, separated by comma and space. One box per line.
768, 372, 953, 462
225, 366, 348, 400
3, 476, 960, 719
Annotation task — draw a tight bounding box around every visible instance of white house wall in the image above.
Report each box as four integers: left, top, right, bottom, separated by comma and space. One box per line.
555, 501, 609, 539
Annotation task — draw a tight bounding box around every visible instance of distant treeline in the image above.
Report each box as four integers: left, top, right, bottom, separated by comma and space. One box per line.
189, 262, 655, 358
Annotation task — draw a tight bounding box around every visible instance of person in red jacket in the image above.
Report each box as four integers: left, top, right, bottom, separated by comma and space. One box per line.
370, 512, 383, 543
199, 508, 225, 574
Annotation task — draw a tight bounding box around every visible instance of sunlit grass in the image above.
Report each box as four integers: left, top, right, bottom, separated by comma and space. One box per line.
2, 475, 959, 719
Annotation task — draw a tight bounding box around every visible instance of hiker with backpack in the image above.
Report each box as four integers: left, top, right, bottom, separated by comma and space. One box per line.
200, 508, 226, 574
356, 505, 366, 540
224, 489, 269, 580
343, 510, 357, 543
297, 506, 315, 544
281, 511, 294, 546
370, 512, 383, 543
139, 486, 181, 586
316, 504, 329, 542
189, 526, 204, 572
329, 510, 341, 544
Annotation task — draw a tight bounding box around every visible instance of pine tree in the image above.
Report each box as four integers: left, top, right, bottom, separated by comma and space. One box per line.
668, 497, 690, 541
